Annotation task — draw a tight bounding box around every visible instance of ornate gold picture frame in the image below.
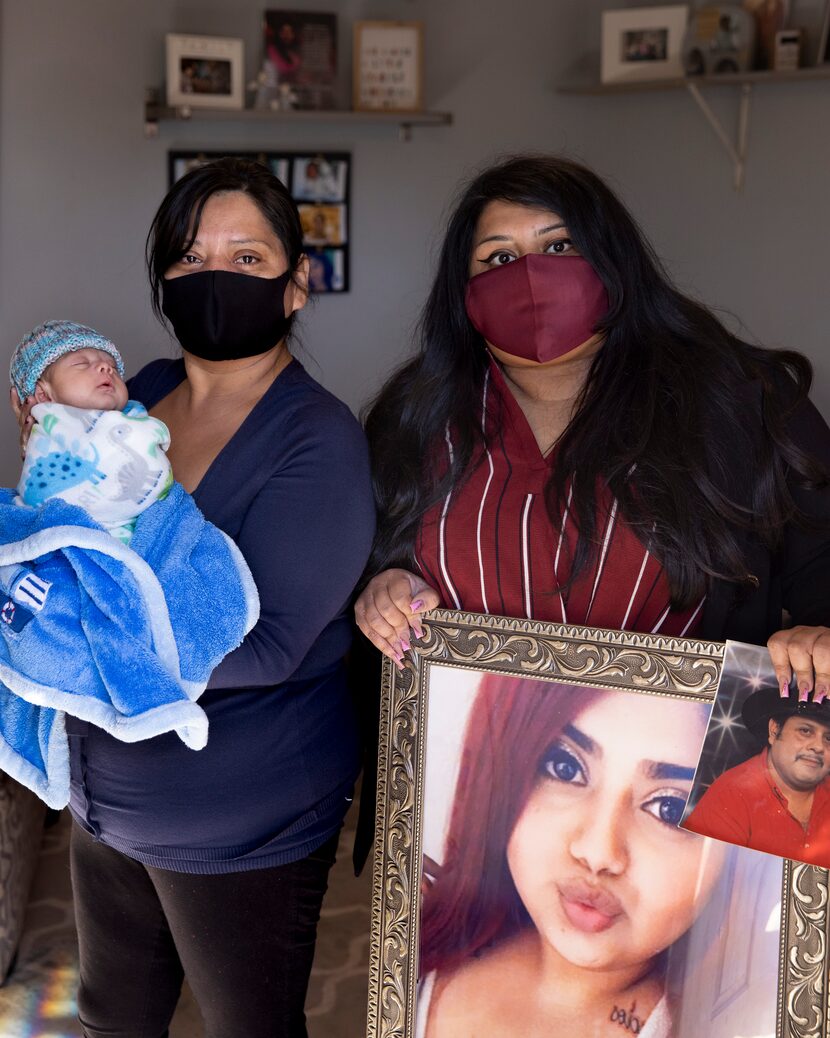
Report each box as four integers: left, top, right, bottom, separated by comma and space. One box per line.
367, 610, 829, 1038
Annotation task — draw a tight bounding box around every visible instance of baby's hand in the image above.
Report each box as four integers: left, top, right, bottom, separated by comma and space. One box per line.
9, 388, 35, 458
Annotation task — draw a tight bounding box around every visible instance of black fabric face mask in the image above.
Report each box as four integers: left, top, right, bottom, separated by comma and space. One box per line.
161, 269, 293, 360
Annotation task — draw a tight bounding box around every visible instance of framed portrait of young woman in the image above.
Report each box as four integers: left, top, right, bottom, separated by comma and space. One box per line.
366, 611, 830, 1038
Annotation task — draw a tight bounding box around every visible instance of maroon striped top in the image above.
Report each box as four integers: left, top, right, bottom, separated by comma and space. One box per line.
414, 360, 704, 635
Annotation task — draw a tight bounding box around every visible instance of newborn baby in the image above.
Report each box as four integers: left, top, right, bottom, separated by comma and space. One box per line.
11, 320, 172, 544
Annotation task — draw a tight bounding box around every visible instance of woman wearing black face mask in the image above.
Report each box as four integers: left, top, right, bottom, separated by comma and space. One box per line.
354, 155, 830, 822
29, 158, 375, 1038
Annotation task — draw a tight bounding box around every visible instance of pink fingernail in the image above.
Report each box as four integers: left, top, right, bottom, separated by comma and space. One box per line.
400, 639, 410, 653
780, 682, 790, 698
412, 624, 423, 640
799, 683, 811, 702
410, 599, 424, 611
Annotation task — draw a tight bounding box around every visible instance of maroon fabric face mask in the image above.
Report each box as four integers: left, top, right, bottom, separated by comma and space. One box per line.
464, 254, 609, 363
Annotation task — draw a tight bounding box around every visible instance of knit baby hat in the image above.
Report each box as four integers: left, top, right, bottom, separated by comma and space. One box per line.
10, 320, 125, 400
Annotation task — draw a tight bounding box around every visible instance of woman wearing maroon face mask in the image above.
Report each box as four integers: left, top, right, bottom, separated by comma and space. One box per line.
354, 154, 830, 734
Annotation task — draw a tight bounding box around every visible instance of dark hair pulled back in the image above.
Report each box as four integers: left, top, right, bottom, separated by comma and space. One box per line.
146, 156, 304, 331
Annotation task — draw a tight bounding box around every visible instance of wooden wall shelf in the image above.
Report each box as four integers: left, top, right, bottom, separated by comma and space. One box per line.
144, 92, 452, 142
558, 65, 830, 95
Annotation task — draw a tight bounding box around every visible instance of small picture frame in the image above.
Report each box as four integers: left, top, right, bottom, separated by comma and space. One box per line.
601, 5, 690, 84
773, 27, 802, 70
353, 20, 423, 112
264, 11, 337, 110
165, 34, 244, 110
367, 609, 830, 1038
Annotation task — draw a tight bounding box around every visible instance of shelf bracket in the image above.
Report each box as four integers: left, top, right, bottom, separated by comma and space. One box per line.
684, 81, 752, 191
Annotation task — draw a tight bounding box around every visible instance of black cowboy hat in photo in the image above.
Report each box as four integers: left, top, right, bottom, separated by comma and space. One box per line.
741, 686, 830, 742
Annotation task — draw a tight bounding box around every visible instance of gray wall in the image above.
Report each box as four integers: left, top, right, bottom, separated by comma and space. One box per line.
1, 0, 828, 486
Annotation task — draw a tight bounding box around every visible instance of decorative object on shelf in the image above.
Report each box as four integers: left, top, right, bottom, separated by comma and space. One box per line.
279, 82, 299, 109
248, 59, 281, 111
353, 20, 423, 111
600, 5, 690, 83
773, 26, 802, 68
165, 34, 244, 110
168, 150, 350, 293
818, 0, 830, 64
366, 609, 830, 1038
742, 0, 790, 68
683, 5, 756, 74
263, 10, 337, 111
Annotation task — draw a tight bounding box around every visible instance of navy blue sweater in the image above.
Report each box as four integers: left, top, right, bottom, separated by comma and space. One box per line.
68, 358, 375, 873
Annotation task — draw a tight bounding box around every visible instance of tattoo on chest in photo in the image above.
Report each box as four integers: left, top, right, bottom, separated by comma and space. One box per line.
610, 1001, 644, 1034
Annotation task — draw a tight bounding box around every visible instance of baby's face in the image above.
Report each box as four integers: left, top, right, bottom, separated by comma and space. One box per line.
36, 348, 128, 410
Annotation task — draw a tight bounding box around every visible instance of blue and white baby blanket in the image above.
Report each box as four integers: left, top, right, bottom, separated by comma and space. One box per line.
17, 401, 174, 543
0, 482, 260, 808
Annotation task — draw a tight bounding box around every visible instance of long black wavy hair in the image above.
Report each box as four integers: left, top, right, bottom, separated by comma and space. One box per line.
364, 154, 826, 607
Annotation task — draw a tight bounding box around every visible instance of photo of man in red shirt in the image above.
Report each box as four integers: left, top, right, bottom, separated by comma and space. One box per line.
683, 686, 830, 868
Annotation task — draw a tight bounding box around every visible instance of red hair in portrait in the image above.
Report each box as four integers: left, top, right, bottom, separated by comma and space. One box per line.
419, 674, 599, 976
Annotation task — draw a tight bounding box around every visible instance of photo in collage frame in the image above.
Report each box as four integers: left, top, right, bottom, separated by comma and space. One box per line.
168, 150, 350, 293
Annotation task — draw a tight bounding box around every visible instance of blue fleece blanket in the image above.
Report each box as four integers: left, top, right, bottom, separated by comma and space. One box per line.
0, 483, 259, 808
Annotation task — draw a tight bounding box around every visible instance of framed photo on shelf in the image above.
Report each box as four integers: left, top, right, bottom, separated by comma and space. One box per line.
367, 609, 830, 1038
165, 34, 244, 110
263, 10, 337, 110
167, 150, 350, 293
600, 6, 689, 84
353, 20, 423, 112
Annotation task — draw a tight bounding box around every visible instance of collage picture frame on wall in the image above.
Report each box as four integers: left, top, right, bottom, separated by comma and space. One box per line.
367, 610, 830, 1038
168, 151, 350, 293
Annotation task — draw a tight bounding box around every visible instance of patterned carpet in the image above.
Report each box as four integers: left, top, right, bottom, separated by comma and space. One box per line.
0, 809, 373, 1037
